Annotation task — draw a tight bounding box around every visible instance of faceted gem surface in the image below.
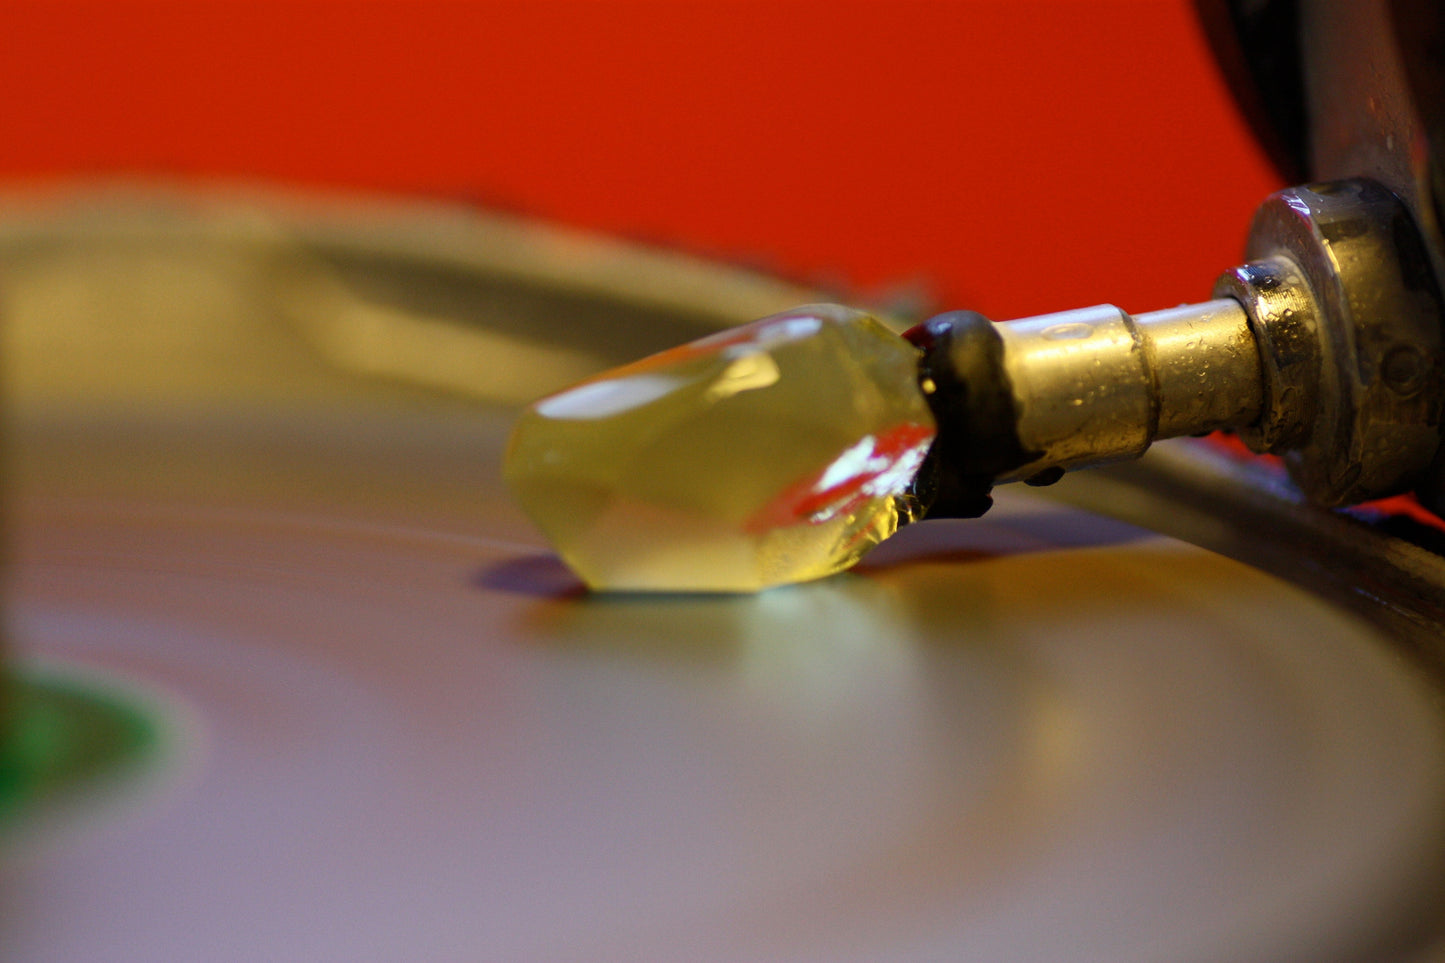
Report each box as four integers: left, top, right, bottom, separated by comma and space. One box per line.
504, 304, 936, 592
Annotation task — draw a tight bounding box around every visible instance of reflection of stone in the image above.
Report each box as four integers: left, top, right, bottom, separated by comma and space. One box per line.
505, 305, 936, 592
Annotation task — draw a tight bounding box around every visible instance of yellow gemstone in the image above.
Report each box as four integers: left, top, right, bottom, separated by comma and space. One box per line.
504, 304, 936, 592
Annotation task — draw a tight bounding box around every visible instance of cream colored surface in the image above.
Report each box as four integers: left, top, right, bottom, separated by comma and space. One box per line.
3, 190, 1444, 962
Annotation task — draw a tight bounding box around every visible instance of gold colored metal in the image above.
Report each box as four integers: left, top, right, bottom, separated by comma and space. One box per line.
991, 299, 1263, 482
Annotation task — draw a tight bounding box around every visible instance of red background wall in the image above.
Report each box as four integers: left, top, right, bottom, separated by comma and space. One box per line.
0, 0, 1281, 319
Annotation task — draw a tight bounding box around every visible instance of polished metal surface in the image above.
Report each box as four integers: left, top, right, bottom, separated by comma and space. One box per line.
4, 189, 1445, 961
1197, 0, 1445, 511
997, 305, 1152, 476
1136, 300, 1264, 437
1213, 255, 1320, 452
991, 299, 1260, 482
957, 178, 1445, 509
1228, 180, 1445, 505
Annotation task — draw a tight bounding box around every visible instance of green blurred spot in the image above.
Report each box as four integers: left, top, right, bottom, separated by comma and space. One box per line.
0, 670, 161, 828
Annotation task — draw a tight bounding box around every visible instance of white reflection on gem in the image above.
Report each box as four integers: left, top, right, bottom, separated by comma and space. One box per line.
815, 435, 885, 492
535, 374, 684, 420
704, 352, 781, 402
862, 439, 931, 496
691, 314, 824, 355
754, 316, 823, 345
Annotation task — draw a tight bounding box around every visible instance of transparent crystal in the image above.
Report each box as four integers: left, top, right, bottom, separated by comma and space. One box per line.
504, 304, 936, 592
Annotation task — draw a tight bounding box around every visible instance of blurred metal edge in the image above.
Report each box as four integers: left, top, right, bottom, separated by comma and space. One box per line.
1058, 441, 1445, 682
0, 180, 828, 331
0, 182, 854, 410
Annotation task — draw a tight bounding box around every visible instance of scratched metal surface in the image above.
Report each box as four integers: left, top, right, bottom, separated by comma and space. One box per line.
2, 188, 1444, 962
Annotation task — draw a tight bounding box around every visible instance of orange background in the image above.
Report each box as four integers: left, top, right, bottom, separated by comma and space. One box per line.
0, 0, 1281, 319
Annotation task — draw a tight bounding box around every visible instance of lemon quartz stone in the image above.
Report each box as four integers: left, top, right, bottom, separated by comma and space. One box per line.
504, 304, 936, 592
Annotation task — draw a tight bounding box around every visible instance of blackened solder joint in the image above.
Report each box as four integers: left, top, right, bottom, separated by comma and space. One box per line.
904, 311, 1039, 520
